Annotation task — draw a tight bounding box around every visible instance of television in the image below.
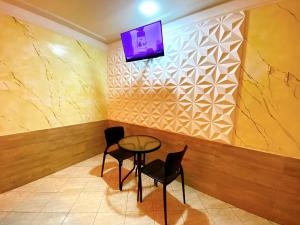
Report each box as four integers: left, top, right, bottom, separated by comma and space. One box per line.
120, 20, 164, 62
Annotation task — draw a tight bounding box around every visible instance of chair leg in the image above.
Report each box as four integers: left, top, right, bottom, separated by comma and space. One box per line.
119, 161, 123, 191
100, 153, 107, 177
154, 179, 158, 187
163, 184, 167, 225
181, 167, 186, 204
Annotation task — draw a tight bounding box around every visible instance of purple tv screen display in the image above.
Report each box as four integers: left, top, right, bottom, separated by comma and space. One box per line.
121, 21, 164, 62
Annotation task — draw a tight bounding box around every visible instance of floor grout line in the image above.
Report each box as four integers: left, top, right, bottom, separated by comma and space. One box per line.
59, 178, 88, 225
0, 153, 279, 225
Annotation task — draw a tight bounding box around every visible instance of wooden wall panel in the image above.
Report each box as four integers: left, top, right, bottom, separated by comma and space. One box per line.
0, 120, 107, 193
1, 119, 299, 224
107, 120, 300, 225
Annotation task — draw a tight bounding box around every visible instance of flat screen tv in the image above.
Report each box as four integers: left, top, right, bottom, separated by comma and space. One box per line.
120, 21, 164, 62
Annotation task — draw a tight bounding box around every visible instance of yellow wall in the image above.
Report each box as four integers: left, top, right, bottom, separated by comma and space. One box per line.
1, 0, 299, 159
234, 0, 300, 158
0, 13, 107, 136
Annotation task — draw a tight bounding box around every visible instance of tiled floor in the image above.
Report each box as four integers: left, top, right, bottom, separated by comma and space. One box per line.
0, 154, 279, 225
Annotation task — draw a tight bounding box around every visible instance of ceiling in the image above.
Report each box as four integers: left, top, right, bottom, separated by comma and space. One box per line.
3, 0, 233, 43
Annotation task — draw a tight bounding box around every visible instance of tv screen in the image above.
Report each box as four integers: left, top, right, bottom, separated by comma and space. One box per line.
120, 21, 164, 62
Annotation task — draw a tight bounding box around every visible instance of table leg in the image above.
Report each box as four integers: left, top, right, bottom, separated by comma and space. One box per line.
137, 153, 143, 202
139, 161, 143, 203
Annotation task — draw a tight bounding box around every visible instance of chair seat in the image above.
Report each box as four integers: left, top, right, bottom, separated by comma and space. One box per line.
142, 159, 178, 184
108, 148, 134, 162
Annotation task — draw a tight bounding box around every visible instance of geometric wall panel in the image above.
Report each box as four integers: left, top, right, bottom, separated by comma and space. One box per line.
108, 11, 245, 144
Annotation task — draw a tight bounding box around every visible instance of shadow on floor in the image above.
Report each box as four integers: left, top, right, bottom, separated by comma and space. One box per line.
141, 187, 210, 225
90, 163, 210, 225
90, 162, 135, 190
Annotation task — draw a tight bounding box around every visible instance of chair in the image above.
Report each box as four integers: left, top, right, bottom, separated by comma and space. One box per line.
141, 145, 187, 225
100, 126, 135, 191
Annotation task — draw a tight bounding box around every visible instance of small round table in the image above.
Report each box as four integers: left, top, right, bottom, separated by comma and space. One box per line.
118, 135, 161, 202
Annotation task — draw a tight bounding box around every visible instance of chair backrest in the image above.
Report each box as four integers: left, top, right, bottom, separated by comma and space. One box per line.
104, 126, 125, 149
165, 145, 187, 176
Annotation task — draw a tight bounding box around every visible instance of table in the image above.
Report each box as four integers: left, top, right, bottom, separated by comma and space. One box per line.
118, 135, 161, 202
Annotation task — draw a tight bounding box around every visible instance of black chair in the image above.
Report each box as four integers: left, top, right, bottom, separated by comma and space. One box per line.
100, 126, 135, 190
141, 145, 187, 225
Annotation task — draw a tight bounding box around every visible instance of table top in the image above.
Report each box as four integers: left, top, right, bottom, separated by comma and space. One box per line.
118, 135, 161, 153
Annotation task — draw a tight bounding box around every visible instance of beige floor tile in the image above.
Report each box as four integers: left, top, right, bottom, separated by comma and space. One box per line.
185, 186, 199, 194
34, 178, 67, 193
42, 193, 79, 212
170, 181, 195, 194
100, 166, 129, 190
143, 186, 158, 199
121, 173, 139, 191
14, 193, 54, 212
49, 167, 79, 178
171, 190, 205, 211
94, 212, 125, 225
110, 189, 129, 200
72, 167, 96, 178
83, 179, 109, 192
83, 191, 106, 199
141, 175, 156, 185
10, 180, 41, 193
0, 192, 30, 211
170, 181, 186, 192
1, 212, 38, 225
59, 178, 90, 193
122, 178, 138, 191
207, 208, 242, 225
153, 211, 184, 225
168, 189, 185, 201
186, 198, 205, 211
101, 156, 117, 166
87, 177, 103, 183
99, 196, 127, 213
151, 190, 187, 213
62, 213, 96, 225
197, 192, 232, 209
183, 191, 200, 201
71, 192, 103, 212
126, 192, 153, 212
125, 211, 155, 225
0, 154, 276, 225
31, 212, 66, 225
231, 208, 271, 225
0, 212, 8, 223
181, 208, 210, 225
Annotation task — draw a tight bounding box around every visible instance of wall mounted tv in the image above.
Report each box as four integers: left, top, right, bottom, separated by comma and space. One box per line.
120, 20, 164, 62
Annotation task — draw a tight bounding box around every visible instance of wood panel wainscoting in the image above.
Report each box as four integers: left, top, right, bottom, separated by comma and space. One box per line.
107, 120, 300, 225
1, 119, 299, 224
0, 120, 107, 194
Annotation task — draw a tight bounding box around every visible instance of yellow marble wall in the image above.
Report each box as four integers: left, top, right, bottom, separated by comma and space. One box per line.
0, 13, 107, 136
2, 0, 299, 159
234, 0, 300, 158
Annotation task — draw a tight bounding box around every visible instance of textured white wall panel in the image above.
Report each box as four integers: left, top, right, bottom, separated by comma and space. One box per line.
108, 11, 245, 143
